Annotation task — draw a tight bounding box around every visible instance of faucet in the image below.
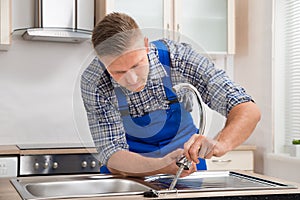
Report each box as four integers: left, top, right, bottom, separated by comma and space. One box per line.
169, 83, 207, 190
172, 83, 206, 136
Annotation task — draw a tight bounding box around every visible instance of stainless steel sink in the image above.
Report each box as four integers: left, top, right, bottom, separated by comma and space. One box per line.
11, 171, 297, 200
144, 171, 297, 192
10, 174, 154, 200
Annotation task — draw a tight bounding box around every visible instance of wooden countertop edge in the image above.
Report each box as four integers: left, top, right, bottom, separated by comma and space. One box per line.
19, 148, 97, 155
0, 145, 98, 155
0, 145, 20, 155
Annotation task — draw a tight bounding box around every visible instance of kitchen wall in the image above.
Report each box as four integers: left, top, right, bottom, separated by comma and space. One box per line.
0, 0, 96, 147
234, 0, 293, 180
234, 0, 273, 174
0, 33, 95, 146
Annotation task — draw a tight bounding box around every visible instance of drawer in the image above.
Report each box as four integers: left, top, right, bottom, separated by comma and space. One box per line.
206, 150, 254, 171
0, 156, 18, 178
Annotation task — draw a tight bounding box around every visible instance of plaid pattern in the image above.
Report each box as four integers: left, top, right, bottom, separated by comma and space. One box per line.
80, 39, 253, 165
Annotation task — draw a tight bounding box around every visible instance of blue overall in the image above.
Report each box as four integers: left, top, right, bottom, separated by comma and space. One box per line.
100, 40, 206, 173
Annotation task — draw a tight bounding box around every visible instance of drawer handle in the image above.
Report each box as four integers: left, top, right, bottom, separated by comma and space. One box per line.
211, 159, 232, 163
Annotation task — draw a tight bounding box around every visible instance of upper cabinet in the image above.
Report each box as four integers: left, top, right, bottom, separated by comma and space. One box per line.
175, 0, 235, 54
0, 0, 11, 50
96, 0, 168, 30
95, 0, 235, 54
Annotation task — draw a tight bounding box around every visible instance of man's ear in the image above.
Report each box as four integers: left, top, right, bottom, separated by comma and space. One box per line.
144, 37, 149, 53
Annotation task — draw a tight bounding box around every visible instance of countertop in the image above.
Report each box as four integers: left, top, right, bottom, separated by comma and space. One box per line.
1, 171, 300, 200
0, 145, 19, 155
0, 144, 97, 155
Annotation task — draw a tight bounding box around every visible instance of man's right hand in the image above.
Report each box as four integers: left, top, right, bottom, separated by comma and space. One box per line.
160, 149, 197, 177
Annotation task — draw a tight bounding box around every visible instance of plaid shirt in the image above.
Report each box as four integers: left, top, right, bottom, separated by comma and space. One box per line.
80, 39, 252, 165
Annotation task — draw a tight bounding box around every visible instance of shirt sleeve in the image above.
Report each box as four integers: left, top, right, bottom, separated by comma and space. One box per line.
167, 40, 253, 117
80, 64, 129, 165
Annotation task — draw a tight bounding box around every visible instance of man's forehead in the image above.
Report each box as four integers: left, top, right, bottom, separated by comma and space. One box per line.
99, 46, 147, 67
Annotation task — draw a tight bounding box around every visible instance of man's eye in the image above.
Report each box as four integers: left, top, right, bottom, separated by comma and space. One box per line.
115, 71, 126, 75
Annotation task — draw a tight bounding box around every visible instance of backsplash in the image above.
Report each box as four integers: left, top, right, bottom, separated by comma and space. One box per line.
0, 34, 95, 146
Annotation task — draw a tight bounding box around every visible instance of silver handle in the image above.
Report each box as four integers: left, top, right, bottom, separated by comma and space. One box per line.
212, 159, 232, 163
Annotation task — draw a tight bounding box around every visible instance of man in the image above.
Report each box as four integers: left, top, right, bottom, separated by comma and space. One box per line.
81, 13, 261, 177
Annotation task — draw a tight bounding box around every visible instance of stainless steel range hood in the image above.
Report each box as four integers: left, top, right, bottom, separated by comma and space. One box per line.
22, 0, 94, 43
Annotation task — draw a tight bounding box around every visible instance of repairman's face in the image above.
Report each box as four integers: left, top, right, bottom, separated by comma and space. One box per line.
103, 38, 150, 92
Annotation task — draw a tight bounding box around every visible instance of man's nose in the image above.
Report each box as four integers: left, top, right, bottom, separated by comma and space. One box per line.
125, 69, 138, 84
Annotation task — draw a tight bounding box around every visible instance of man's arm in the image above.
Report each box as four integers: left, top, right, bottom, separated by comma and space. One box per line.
184, 101, 261, 162
107, 149, 197, 177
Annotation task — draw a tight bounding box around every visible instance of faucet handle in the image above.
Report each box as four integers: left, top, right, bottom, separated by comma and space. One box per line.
176, 156, 192, 170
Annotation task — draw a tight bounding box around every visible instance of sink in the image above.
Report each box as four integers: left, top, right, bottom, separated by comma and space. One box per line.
144, 171, 297, 192
11, 171, 297, 200
10, 174, 154, 199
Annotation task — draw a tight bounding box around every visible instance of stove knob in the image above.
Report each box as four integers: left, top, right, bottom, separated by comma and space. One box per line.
91, 161, 96, 168
53, 162, 58, 169
43, 162, 49, 169
34, 163, 39, 170
81, 161, 87, 168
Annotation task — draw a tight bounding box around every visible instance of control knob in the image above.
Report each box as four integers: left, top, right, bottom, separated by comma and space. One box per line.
81, 161, 87, 168
53, 162, 58, 169
34, 163, 39, 170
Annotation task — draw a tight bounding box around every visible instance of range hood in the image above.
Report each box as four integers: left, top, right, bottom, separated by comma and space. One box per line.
22, 0, 94, 43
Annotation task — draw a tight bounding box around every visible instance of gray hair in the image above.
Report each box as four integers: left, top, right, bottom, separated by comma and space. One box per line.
94, 29, 144, 58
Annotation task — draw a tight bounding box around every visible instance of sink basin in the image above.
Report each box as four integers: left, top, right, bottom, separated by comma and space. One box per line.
11, 171, 297, 200
10, 175, 154, 199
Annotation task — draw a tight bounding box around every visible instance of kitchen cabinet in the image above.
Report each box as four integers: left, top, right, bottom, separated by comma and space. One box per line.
0, 146, 19, 178
95, 0, 235, 54
206, 145, 255, 171
0, 0, 11, 50
175, 0, 235, 54
95, 0, 168, 29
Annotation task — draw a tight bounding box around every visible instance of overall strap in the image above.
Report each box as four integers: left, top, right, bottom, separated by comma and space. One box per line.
151, 40, 177, 103
115, 40, 178, 116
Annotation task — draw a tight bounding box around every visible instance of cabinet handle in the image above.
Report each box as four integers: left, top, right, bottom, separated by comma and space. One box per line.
211, 159, 232, 163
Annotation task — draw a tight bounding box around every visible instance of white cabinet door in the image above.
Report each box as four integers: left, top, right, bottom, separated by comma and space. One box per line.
175, 0, 235, 54
95, 0, 235, 54
112, 0, 165, 29
96, 0, 170, 29
95, 0, 171, 40
206, 150, 254, 171
0, 0, 11, 50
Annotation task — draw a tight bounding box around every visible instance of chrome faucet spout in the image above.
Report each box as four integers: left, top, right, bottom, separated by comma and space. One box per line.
169, 83, 207, 190
172, 83, 206, 136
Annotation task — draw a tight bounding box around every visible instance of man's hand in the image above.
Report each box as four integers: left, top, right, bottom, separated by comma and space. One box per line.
160, 149, 197, 177
184, 134, 217, 163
